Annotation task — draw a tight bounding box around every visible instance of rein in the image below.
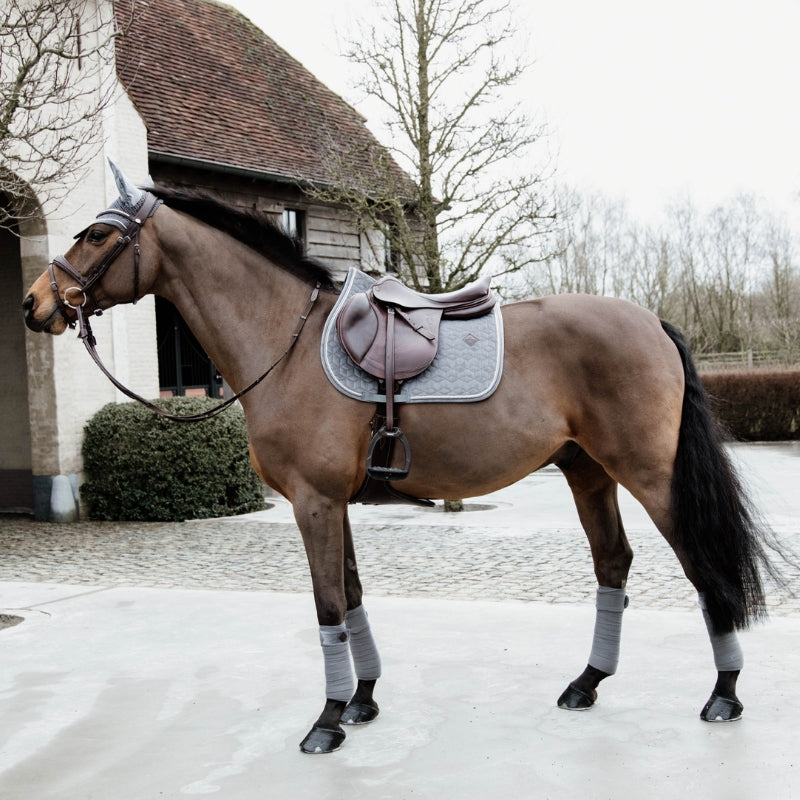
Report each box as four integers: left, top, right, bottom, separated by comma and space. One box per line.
50, 192, 321, 423
73, 286, 320, 422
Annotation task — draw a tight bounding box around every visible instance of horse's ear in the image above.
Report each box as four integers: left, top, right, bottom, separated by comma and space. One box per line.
108, 158, 146, 208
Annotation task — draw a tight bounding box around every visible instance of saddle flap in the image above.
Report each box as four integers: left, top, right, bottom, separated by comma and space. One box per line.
396, 307, 440, 340
337, 292, 441, 380
337, 293, 379, 364
391, 313, 440, 378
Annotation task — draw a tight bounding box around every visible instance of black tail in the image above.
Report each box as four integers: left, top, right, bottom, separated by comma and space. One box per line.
661, 320, 780, 633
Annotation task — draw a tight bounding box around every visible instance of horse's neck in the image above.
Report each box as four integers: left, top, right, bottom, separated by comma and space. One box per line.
154, 219, 317, 393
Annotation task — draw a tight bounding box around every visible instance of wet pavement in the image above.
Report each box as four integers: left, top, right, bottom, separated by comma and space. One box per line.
1, 442, 799, 798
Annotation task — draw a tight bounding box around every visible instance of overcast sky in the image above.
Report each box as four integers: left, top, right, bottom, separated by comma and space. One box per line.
228, 0, 800, 225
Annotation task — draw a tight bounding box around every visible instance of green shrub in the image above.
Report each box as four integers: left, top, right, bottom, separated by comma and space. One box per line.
701, 371, 800, 441
81, 398, 266, 521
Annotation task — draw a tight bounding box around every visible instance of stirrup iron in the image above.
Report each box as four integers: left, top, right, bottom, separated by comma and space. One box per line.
365, 426, 411, 481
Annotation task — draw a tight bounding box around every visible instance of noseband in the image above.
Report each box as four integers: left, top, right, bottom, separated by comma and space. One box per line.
48, 192, 162, 327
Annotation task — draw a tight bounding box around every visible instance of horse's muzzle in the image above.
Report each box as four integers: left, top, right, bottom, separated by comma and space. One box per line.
22, 294, 39, 330
22, 293, 66, 334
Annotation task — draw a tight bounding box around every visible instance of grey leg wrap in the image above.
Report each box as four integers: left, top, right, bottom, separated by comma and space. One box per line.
698, 593, 744, 671
588, 586, 629, 675
345, 604, 382, 681
319, 623, 356, 702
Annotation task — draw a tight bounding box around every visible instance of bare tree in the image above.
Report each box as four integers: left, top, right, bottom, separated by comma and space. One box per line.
761, 213, 800, 359
0, 0, 136, 229
618, 225, 679, 321
309, 0, 554, 292
669, 196, 764, 352
526, 186, 800, 360
525, 188, 631, 298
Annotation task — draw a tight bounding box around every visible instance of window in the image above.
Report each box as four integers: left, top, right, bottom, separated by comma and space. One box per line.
281, 208, 305, 243
155, 297, 223, 398
383, 231, 398, 273
360, 228, 397, 274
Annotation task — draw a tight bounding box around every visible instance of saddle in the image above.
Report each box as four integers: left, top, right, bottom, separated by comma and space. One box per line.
337, 274, 496, 481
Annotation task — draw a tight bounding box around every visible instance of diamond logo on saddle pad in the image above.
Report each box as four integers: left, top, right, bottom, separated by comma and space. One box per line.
321, 268, 504, 404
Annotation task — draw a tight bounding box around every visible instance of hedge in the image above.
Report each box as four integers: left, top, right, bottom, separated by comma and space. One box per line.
701, 371, 800, 441
79, 373, 796, 520
81, 397, 266, 521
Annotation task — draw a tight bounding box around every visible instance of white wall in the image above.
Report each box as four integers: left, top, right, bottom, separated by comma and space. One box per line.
19, 0, 159, 512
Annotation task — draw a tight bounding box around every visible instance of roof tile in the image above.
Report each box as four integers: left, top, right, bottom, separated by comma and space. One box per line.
114, 0, 410, 191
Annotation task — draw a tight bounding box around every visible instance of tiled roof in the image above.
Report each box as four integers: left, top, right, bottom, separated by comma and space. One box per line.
114, 0, 410, 191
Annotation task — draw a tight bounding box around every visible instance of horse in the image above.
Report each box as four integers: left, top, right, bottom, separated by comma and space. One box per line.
23, 164, 782, 754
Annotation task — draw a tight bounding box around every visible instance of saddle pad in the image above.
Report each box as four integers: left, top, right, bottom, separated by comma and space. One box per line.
321, 268, 504, 403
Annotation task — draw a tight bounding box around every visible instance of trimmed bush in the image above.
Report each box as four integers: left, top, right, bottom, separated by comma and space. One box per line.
701, 371, 800, 441
81, 398, 266, 521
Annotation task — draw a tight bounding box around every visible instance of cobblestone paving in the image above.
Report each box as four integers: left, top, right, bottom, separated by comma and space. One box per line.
2, 504, 797, 616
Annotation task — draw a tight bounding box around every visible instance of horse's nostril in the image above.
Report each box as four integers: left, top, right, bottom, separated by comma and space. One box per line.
22, 294, 35, 317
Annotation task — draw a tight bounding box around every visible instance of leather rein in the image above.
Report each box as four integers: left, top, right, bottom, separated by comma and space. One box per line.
49, 192, 320, 423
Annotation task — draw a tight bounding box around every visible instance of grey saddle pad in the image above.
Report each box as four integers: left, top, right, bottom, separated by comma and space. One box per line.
321, 268, 504, 403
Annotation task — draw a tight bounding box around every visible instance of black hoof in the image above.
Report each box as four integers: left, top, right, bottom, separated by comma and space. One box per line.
700, 693, 743, 722
341, 700, 380, 725
557, 683, 597, 710
299, 725, 346, 754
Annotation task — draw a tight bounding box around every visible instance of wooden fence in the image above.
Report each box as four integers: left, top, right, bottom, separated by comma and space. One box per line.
694, 350, 797, 372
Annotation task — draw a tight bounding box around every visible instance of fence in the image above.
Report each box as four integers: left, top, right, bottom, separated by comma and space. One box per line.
694, 350, 797, 372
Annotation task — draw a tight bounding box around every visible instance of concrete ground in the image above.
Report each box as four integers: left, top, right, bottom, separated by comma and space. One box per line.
1, 443, 799, 799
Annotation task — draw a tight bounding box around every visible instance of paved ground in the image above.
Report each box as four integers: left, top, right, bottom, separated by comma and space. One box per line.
1, 442, 799, 799
2, 443, 799, 614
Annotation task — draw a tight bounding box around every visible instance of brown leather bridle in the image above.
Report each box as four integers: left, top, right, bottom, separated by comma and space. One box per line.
48, 193, 162, 326
48, 192, 320, 422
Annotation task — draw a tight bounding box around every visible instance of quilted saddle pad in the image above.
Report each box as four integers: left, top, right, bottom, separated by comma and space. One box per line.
320, 268, 504, 404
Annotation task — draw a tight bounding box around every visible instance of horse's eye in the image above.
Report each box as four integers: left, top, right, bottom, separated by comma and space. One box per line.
86, 229, 109, 244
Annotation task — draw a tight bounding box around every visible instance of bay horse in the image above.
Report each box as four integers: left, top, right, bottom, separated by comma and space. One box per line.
23, 165, 782, 754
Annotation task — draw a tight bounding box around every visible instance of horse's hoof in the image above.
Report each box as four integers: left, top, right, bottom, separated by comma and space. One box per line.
557, 683, 597, 710
299, 725, 346, 754
700, 693, 743, 722
341, 700, 380, 725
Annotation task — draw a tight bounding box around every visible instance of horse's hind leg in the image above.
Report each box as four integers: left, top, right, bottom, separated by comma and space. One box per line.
697, 594, 744, 721
341, 511, 382, 725
639, 494, 746, 721
616, 466, 747, 722
557, 449, 633, 711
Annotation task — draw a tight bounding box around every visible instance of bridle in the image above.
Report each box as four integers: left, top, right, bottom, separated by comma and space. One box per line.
48, 193, 162, 324
48, 192, 320, 423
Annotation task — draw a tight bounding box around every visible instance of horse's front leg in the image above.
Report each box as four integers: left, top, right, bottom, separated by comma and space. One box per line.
294, 497, 354, 754
341, 510, 381, 726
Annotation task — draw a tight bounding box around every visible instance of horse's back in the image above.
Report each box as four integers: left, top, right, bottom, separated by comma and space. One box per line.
502, 293, 674, 362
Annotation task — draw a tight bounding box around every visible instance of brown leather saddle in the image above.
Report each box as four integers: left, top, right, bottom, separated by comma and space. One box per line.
337, 274, 496, 481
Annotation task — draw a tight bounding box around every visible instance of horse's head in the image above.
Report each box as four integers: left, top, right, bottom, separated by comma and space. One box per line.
23, 160, 162, 335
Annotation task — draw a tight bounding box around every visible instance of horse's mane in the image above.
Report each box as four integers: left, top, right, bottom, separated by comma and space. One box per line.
150, 185, 339, 292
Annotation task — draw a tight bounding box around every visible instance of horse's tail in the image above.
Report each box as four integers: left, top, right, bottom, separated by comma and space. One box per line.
661, 320, 780, 633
